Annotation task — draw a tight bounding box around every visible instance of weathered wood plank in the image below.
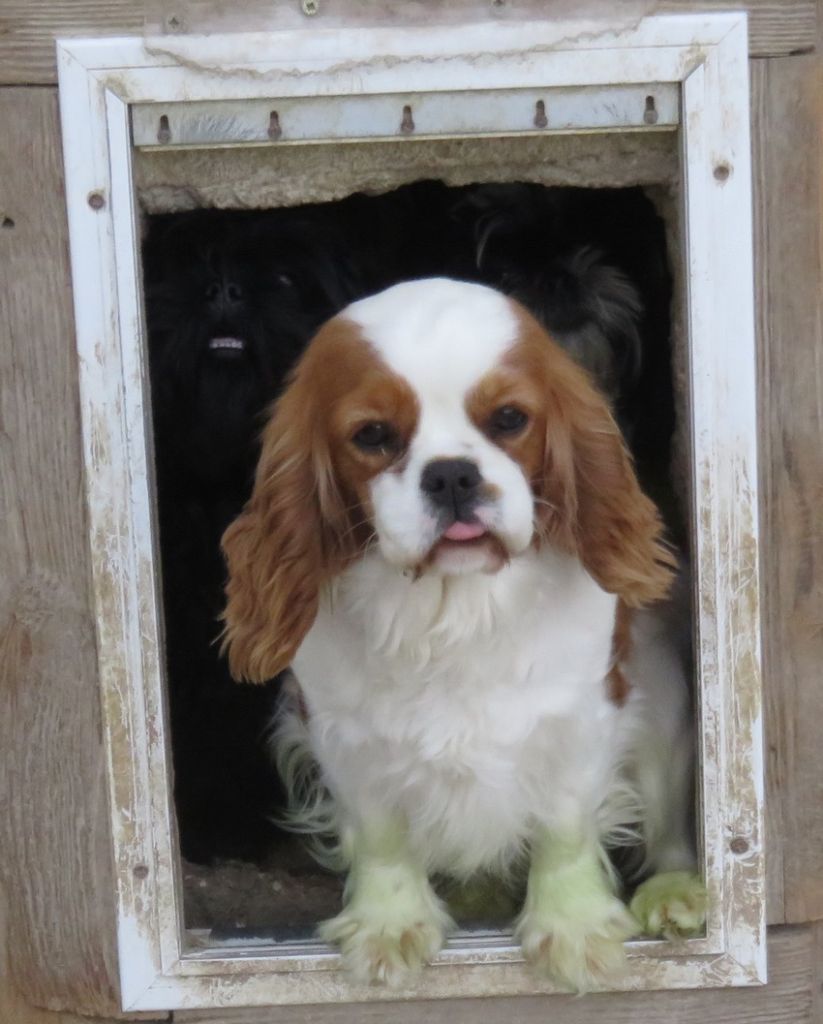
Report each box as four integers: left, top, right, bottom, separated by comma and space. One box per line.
750, 55, 823, 927
0, 886, 168, 1024
0, 0, 816, 86
662, 2, 817, 55
176, 924, 822, 1024
0, 86, 159, 1020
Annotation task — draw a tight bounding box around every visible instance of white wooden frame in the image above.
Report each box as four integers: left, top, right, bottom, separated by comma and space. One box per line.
57, 12, 763, 1012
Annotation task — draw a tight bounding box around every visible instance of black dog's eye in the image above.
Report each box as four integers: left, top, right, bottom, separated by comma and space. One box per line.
352, 422, 397, 454
488, 405, 529, 437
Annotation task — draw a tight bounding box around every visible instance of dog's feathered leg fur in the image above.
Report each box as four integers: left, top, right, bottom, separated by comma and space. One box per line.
515, 827, 638, 992
318, 818, 454, 986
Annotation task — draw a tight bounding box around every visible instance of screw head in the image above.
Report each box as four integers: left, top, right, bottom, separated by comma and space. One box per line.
714, 163, 731, 182
400, 104, 415, 135
643, 96, 659, 125
87, 192, 105, 211
730, 836, 749, 855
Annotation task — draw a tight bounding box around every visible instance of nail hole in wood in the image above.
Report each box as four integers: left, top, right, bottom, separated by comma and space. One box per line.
133, 864, 150, 880
533, 99, 548, 129
2, 216, 14, 229
714, 162, 731, 182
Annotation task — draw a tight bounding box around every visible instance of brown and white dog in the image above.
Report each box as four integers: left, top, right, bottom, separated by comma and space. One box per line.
221, 278, 705, 990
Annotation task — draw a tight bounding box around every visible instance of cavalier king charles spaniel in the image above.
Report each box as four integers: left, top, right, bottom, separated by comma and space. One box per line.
221, 278, 705, 990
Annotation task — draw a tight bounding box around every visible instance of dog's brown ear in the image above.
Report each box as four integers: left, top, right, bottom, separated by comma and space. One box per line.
532, 328, 675, 607
220, 371, 348, 683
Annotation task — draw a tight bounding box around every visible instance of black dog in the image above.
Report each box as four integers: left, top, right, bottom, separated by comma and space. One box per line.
448, 184, 674, 496
145, 207, 361, 491
144, 206, 361, 863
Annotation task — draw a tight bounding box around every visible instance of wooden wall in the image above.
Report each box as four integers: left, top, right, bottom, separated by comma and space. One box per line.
0, 86, 128, 1019
752, 50, 823, 927
0, 1, 821, 1021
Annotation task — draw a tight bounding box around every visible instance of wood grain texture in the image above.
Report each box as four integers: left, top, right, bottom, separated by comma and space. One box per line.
0, 885, 166, 1024
750, 54, 823, 927
0, 0, 816, 85
0, 87, 161, 1020
661, 2, 817, 55
0, 883, 99, 1024
175, 924, 822, 1024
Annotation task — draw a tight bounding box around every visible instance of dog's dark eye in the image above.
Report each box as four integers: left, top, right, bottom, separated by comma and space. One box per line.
351, 422, 397, 454
488, 405, 529, 437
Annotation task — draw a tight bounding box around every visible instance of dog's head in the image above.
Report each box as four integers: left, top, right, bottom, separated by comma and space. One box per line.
450, 185, 667, 411
222, 278, 673, 682
144, 207, 359, 487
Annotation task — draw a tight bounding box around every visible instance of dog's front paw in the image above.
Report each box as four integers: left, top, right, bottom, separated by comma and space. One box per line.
320, 900, 450, 986
517, 895, 637, 993
630, 871, 707, 939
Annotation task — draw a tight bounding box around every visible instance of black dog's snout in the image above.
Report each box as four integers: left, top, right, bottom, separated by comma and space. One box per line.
421, 458, 482, 517
205, 278, 244, 310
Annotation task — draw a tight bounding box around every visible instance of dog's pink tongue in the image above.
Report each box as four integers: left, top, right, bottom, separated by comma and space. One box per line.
443, 521, 486, 541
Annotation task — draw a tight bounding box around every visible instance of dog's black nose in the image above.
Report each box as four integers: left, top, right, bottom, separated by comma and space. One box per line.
205, 278, 244, 310
420, 458, 482, 516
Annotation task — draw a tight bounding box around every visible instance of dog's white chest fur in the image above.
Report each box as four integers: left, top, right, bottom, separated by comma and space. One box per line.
292, 547, 628, 877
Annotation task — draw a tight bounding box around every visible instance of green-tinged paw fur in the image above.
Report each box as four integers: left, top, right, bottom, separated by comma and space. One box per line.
516, 896, 637, 993
630, 871, 707, 939
319, 893, 453, 986
320, 911, 446, 986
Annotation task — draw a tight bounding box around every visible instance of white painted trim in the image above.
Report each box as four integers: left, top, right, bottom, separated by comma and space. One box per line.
56, 12, 763, 1011
679, 19, 765, 983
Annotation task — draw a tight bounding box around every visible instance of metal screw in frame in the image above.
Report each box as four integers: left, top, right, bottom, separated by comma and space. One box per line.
301, 0, 319, 15
157, 114, 172, 144
400, 105, 415, 135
